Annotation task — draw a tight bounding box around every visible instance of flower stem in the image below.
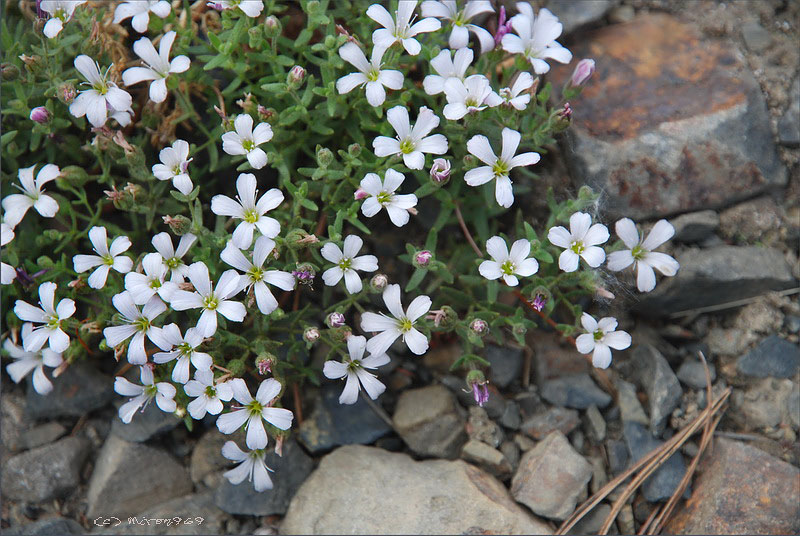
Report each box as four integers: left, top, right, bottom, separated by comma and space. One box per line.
454, 201, 482, 257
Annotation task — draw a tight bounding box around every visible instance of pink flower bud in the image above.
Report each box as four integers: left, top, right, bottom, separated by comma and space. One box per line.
429, 158, 451, 184
303, 327, 320, 343
570, 59, 595, 87
289, 65, 306, 84
413, 250, 433, 268
354, 188, 369, 200
370, 273, 388, 292
326, 312, 345, 328
29, 106, 50, 124
470, 318, 488, 336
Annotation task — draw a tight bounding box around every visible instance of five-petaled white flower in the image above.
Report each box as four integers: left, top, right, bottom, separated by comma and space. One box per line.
152, 139, 193, 195
336, 42, 403, 107
184, 369, 234, 420
607, 219, 680, 293
443, 74, 502, 120
40, 0, 86, 38
151, 231, 196, 282
73, 226, 133, 289
420, 0, 495, 53
69, 55, 133, 128
209, 0, 264, 17
359, 169, 418, 227
361, 283, 431, 356
478, 236, 539, 286
211, 173, 283, 249
216, 378, 294, 450
222, 115, 273, 170
323, 334, 389, 404
499, 71, 534, 110
113, 0, 171, 33
373, 106, 448, 170
465, 128, 540, 208
4, 324, 64, 395
114, 365, 177, 424
220, 236, 295, 315
2, 164, 60, 228
1, 223, 15, 285
320, 235, 379, 294
124, 252, 177, 305
153, 324, 213, 384
122, 31, 190, 104
575, 313, 631, 369
547, 212, 609, 272
13, 282, 75, 353
221, 441, 274, 492
501, 5, 571, 74
367, 1, 441, 56
103, 292, 170, 365
169, 262, 247, 337
423, 48, 472, 95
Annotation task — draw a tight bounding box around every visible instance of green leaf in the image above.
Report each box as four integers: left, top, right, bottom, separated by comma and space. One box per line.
487, 280, 499, 304
405, 268, 427, 292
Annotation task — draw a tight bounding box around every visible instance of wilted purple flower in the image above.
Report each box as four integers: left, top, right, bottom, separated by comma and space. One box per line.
256, 355, 272, 375
558, 102, 572, 121
570, 59, 595, 87
532, 293, 547, 312
494, 6, 513, 47
472, 381, 489, 406
292, 263, 315, 286
326, 312, 345, 328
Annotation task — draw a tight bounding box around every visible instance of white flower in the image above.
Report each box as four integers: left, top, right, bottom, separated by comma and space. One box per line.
4, 324, 64, 395
13, 282, 75, 353
420, 0, 495, 53
210, 0, 264, 17
222, 115, 273, 170
2, 164, 60, 228
336, 42, 403, 107
320, 235, 379, 294
1, 223, 15, 285
358, 169, 418, 227
151, 231, 196, 282
216, 378, 294, 450
124, 252, 177, 305
323, 335, 389, 404
607, 219, 680, 293
123, 31, 190, 104
40, 0, 86, 38
373, 106, 448, 170
70, 55, 133, 128
114, 365, 177, 424
72, 226, 133, 289
152, 140, 193, 194
442, 74, 503, 120
169, 262, 247, 337
153, 324, 212, 384
499, 71, 534, 110
221, 441, 274, 492
185, 369, 234, 419
360, 283, 431, 356
113, 0, 171, 33
465, 128, 540, 208
220, 236, 295, 315
478, 236, 539, 286
423, 47, 472, 95
575, 313, 631, 369
501, 5, 571, 74
367, 1, 441, 56
104, 293, 170, 364
210, 173, 283, 249
547, 212, 609, 272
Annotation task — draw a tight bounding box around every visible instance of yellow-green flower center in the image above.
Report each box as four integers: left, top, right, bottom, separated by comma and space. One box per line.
242, 139, 255, 152
399, 139, 415, 154
166, 257, 181, 269
631, 245, 646, 261
149, 279, 162, 289
205, 385, 217, 398
203, 295, 219, 310
500, 260, 515, 276
144, 383, 158, 397
367, 68, 380, 82
102, 254, 115, 266
399, 317, 413, 333
243, 208, 259, 224
247, 266, 264, 282
593, 329, 604, 341
338, 257, 352, 270
246, 400, 264, 417
492, 160, 510, 177
376, 191, 392, 205
570, 241, 585, 255
46, 315, 60, 328
134, 317, 151, 332
177, 342, 193, 356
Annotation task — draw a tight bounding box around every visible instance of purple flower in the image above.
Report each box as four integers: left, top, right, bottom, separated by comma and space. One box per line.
532, 293, 547, 312
472, 381, 489, 407
493, 6, 513, 47
30, 106, 51, 124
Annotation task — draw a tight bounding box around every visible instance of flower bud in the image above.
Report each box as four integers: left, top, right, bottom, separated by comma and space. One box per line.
369, 273, 388, 293
570, 59, 595, 87
326, 312, 345, 328
57, 82, 76, 104
348, 143, 361, 157
354, 188, 369, 200
462, 154, 475, 167
255, 353, 275, 375
316, 146, 333, 167
413, 250, 433, 269
29, 106, 50, 124
292, 263, 316, 285
248, 26, 264, 47
466, 370, 489, 407
285, 228, 319, 250
287, 65, 306, 88
162, 214, 192, 235
257, 105, 274, 122
429, 158, 451, 185
264, 15, 281, 37
1, 63, 19, 80
303, 327, 320, 343
470, 318, 488, 336
436, 305, 458, 330
558, 102, 572, 121
227, 359, 246, 377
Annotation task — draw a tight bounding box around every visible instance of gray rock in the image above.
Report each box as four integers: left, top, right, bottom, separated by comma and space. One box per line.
546, 0, 617, 34
633, 345, 683, 435
608, 4, 634, 24
500, 440, 521, 472
623, 421, 687, 502
26, 364, 115, 419
111, 403, 180, 442
606, 439, 629, 475
282, 445, 551, 535
213, 440, 313, 516
616, 379, 648, 425
585, 405, 606, 441
737, 336, 800, 379
500, 401, 522, 430
671, 210, 720, 243
572, 504, 612, 535
190, 428, 244, 488
298, 384, 391, 455
741, 20, 772, 52
541, 374, 612, 409
521, 406, 580, 440
635, 246, 796, 316
2, 436, 89, 502
485, 344, 523, 388
677, 360, 717, 390
2, 392, 27, 455
735, 378, 795, 430
461, 439, 512, 478
511, 431, 592, 520
6, 517, 85, 535
92, 493, 227, 535
86, 434, 192, 519
21, 422, 66, 450
784, 315, 800, 334
778, 76, 800, 148
393, 384, 467, 459
466, 406, 503, 447
707, 327, 756, 356
790, 383, 800, 430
